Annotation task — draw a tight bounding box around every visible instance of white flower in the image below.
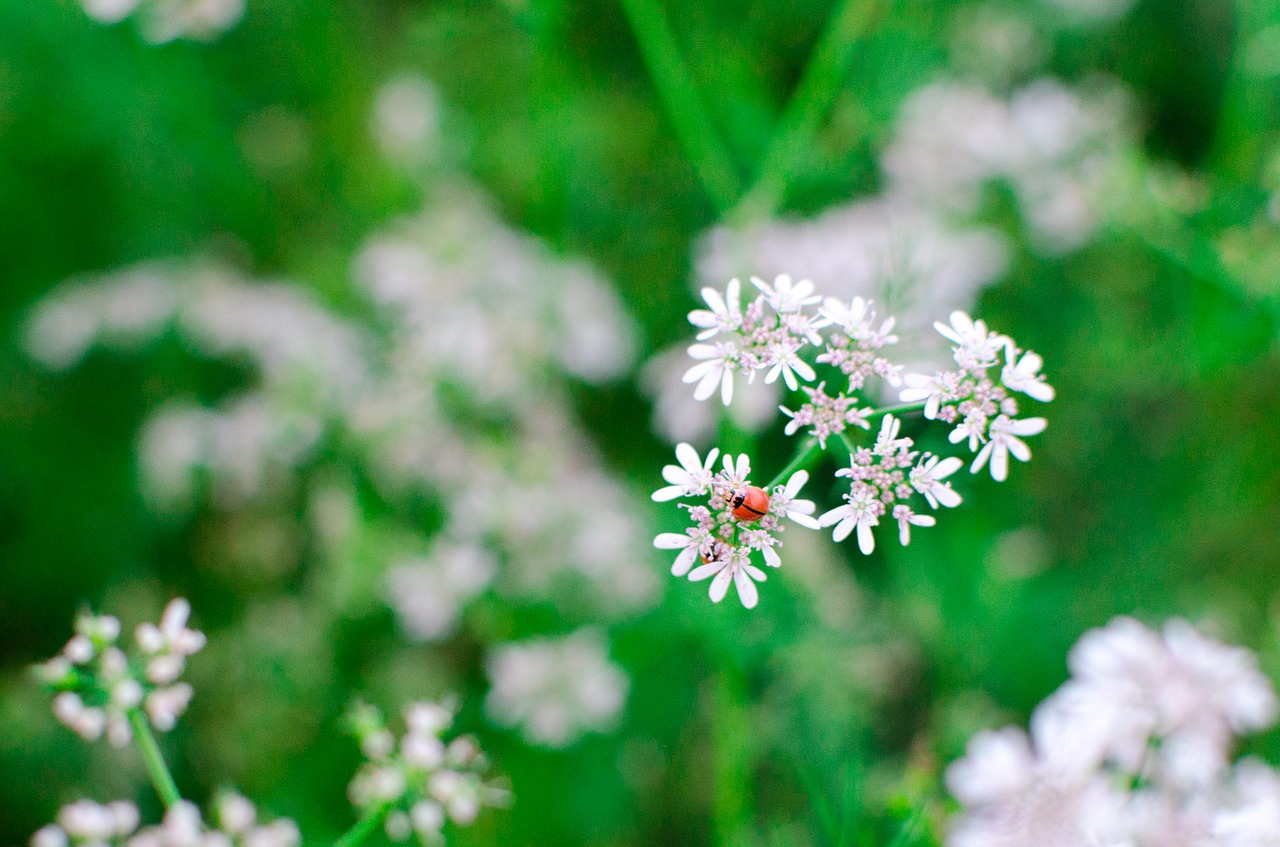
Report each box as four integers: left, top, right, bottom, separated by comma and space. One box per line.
687, 546, 767, 608
651, 443, 721, 502
484, 629, 628, 748
687, 278, 743, 340
717, 453, 752, 490
910, 454, 963, 508
892, 504, 935, 545
750, 274, 820, 313
762, 342, 816, 390
769, 470, 820, 529
1001, 342, 1055, 402
653, 530, 711, 577
818, 487, 882, 554
683, 343, 738, 405
873, 414, 912, 456
898, 372, 952, 419
935, 310, 1004, 366
816, 296, 871, 333
135, 598, 206, 663
971, 415, 1047, 481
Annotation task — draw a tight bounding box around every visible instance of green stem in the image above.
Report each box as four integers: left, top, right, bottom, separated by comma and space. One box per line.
711, 665, 750, 847
618, 0, 743, 213
865, 400, 926, 420
127, 710, 181, 808
731, 0, 882, 222
764, 402, 928, 487
766, 436, 821, 489
333, 804, 393, 847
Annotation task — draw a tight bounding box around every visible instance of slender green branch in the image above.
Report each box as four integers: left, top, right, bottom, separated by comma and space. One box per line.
618, 0, 743, 213
866, 401, 926, 421
127, 710, 181, 809
711, 666, 750, 847
334, 804, 393, 847
731, 0, 883, 222
764, 403, 927, 487
766, 436, 821, 489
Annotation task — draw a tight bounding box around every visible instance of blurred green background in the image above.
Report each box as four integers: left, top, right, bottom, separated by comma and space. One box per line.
3, 0, 1280, 845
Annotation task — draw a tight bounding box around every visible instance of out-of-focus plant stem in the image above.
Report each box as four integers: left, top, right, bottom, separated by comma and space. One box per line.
618, 0, 743, 214
1208, 0, 1280, 183
767, 436, 821, 489
712, 664, 751, 847
730, 0, 884, 224
128, 710, 181, 809
333, 804, 392, 847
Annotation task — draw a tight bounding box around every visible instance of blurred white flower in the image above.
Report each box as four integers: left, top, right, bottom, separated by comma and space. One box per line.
946, 617, 1280, 847
385, 541, 497, 642
484, 629, 628, 747
372, 76, 443, 164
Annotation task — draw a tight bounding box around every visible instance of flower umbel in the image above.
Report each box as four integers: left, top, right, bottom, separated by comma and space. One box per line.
36, 598, 204, 746
652, 446, 818, 608
347, 700, 509, 843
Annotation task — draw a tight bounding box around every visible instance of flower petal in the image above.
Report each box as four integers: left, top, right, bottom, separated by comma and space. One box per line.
733, 569, 759, 609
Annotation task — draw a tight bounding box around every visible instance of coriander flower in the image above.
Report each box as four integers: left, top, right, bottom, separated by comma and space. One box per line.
892, 504, 936, 545
910, 454, 963, 508
1000, 341, 1055, 402
653, 523, 713, 577
687, 545, 767, 608
687, 278, 743, 340
485, 630, 628, 747
762, 340, 816, 390
899, 372, 959, 419
819, 486, 882, 554
135, 597, 206, 685
37, 600, 203, 746
716, 452, 752, 491
683, 342, 738, 405
750, 274, 820, 313
769, 470, 820, 529
651, 443, 721, 502
935, 310, 1005, 367
971, 415, 1047, 481
348, 700, 508, 838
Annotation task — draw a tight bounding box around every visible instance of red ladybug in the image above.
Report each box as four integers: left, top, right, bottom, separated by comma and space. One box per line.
728, 486, 770, 522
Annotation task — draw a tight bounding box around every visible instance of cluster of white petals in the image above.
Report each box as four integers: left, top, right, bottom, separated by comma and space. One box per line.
653, 445, 817, 608
347, 701, 508, 844
664, 276, 1050, 576
36, 598, 204, 746
684, 276, 823, 405
817, 415, 962, 554
900, 312, 1052, 481
484, 629, 629, 748
947, 617, 1280, 847
25, 182, 655, 625
32, 797, 299, 847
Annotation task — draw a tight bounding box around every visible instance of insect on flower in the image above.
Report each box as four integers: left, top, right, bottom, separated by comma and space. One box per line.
726, 485, 770, 522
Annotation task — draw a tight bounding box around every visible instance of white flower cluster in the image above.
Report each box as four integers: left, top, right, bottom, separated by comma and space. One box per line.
80, 0, 244, 43
659, 275, 1052, 604
25, 183, 655, 629
815, 416, 963, 555
347, 701, 508, 843
899, 312, 1052, 481
36, 598, 205, 746
885, 78, 1131, 254
32, 796, 299, 847
484, 629, 630, 748
947, 617, 1280, 847
652, 445, 818, 608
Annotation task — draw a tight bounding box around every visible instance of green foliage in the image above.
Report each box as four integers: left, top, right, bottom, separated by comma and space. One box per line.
3, 0, 1280, 845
